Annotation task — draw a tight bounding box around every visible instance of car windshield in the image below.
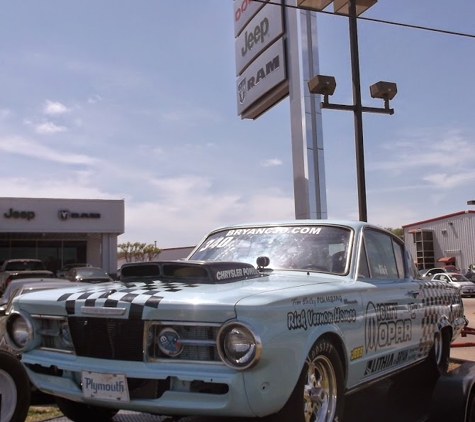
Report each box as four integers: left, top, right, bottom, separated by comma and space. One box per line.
451, 274, 469, 281
189, 225, 352, 274
5, 261, 45, 271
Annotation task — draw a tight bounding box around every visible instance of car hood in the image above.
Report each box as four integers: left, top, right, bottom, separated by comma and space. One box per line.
456, 281, 475, 287
15, 260, 346, 322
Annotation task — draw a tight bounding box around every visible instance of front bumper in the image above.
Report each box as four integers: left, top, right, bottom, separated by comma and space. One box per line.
22, 351, 257, 417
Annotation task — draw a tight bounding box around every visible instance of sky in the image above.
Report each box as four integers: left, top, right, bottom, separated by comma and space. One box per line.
0, 0, 474, 249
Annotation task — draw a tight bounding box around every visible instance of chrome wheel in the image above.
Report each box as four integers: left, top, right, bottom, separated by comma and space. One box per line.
0, 368, 18, 422
303, 355, 337, 422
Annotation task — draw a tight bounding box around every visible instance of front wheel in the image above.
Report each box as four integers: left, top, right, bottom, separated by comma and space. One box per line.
270, 337, 344, 422
0, 351, 31, 422
56, 397, 118, 422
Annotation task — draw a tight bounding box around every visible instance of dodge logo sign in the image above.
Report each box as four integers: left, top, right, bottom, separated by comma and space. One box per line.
58, 210, 101, 220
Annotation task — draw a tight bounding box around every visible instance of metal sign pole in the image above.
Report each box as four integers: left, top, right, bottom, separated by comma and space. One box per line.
286, 2, 328, 220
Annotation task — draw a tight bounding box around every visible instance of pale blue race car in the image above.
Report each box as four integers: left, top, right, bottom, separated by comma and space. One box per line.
5, 220, 466, 422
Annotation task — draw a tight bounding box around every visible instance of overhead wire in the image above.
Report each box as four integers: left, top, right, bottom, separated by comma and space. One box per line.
247, 0, 475, 40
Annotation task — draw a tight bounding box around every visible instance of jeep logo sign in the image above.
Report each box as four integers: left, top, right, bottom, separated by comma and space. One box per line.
235, 3, 284, 76
3, 208, 35, 221
58, 210, 101, 220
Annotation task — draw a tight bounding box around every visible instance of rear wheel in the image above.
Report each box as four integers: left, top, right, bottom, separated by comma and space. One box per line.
56, 397, 118, 422
270, 338, 344, 422
427, 328, 450, 377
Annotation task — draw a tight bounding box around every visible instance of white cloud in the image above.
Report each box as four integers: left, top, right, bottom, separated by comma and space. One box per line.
260, 158, 283, 167
35, 122, 68, 134
423, 172, 475, 189
87, 95, 102, 104
0, 109, 11, 119
43, 100, 70, 115
0, 176, 119, 199
0, 136, 100, 165
373, 129, 475, 172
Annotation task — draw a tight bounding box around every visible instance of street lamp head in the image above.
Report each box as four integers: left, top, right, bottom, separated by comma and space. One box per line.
333, 0, 377, 16
308, 74, 337, 96
370, 81, 397, 100
297, 0, 334, 10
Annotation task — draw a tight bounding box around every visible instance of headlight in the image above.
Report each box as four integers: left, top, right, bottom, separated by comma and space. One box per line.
217, 322, 261, 370
59, 322, 73, 348
6, 312, 34, 352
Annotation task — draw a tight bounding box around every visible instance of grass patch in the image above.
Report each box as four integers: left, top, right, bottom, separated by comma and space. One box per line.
26, 405, 63, 422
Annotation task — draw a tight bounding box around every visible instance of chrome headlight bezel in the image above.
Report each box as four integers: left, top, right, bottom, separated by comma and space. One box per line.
6, 311, 35, 352
217, 322, 262, 370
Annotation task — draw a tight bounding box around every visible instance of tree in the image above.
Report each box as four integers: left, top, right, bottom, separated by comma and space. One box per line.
118, 242, 162, 262
384, 227, 404, 241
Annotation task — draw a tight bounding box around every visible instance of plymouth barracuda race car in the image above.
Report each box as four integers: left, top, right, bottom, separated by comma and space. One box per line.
4, 220, 467, 422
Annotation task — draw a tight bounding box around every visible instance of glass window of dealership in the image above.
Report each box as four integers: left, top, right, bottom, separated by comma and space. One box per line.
0, 198, 124, 275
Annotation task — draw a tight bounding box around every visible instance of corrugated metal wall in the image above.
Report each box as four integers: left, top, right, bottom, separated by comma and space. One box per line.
404, 212, 475, 272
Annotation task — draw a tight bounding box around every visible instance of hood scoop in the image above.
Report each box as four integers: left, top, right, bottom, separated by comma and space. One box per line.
120, 260, 262, 285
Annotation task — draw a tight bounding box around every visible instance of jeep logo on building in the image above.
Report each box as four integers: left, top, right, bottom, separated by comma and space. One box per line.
58, 210, 101, 220
3, 208, 35, 220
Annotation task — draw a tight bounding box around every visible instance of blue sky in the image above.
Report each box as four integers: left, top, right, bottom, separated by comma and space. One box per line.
0, 0, 474, 248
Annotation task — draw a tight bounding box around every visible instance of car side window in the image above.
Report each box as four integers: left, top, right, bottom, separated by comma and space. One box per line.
363, 229, 402, 279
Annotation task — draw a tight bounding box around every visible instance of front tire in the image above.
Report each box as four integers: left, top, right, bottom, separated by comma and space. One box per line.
0, 350, 31, 422
271, 337, 344, 422
56, 397, 118, 422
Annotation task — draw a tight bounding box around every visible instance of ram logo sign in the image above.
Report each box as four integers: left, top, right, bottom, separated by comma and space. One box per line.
234, 0, 288, 119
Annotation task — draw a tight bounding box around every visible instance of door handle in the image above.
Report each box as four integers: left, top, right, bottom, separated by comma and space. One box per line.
407, 290, 420, 298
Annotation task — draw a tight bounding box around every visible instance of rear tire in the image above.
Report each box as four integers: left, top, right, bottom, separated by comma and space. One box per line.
56, 397, 118, 422
270, 337, 344, 422
427, 328, 450, 377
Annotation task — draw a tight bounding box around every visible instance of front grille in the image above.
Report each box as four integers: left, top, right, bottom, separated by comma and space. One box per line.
68, 317, 144, 361
148, 323, 221, 362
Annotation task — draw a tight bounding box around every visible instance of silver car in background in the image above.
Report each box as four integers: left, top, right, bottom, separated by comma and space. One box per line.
431, 272, 475, 297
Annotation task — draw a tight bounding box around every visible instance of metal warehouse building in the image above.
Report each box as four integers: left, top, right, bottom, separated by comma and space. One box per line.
403, 210, 475, 272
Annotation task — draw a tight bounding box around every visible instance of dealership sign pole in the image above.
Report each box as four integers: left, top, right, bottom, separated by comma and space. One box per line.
234, 0, 327, 219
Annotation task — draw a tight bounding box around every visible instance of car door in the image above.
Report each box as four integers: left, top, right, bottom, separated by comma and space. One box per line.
355, 228, 423, 384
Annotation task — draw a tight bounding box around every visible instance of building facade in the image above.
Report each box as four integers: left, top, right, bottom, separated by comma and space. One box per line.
403, 210, 475, 272
0, 197, 124, 276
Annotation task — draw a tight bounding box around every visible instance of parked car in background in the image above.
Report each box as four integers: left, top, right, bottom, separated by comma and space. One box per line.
443, 265, 460, 273
65, 266, 113, 284
419, 267, 448, 279
431, 272, 475, 298
57, 263, 92, 278
5, 220, 466, 422
0, 259, 55, 295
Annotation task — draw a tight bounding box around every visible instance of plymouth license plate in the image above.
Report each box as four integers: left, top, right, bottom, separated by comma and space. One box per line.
81, 371, 130, 401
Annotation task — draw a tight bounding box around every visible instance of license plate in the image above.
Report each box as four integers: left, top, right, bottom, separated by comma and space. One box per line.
81, 371, 130, 401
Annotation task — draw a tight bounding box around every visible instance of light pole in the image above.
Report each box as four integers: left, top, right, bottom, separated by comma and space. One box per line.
300, 0, 397, 222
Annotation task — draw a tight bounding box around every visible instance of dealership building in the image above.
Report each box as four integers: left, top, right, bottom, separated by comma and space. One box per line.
403, 210, 475, 272
0, 197, 124, 276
